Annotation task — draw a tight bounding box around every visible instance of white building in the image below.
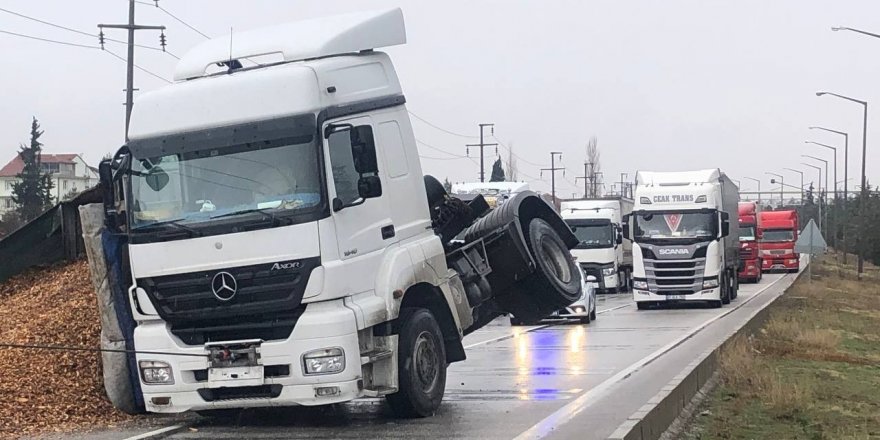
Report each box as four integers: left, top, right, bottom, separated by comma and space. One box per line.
0, 153, 99, 214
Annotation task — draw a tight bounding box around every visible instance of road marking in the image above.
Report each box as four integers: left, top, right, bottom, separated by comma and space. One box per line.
512, 273, 791, 440
122, 424, 190, 440
462, 302, 633, 349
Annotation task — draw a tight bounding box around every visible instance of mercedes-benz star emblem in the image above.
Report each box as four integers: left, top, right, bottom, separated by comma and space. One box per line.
211, 271, 237, 301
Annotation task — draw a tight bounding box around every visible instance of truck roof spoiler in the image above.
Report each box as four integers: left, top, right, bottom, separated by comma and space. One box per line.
174, 8, 406, 81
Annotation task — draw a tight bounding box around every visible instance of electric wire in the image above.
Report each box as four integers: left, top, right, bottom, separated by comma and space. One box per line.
103, 48, 172, 84
0, 28, 100, 49
135, 0, 210, 39
408, 111, 479, 139
415, 139, 468, 158
0, 6, 175, 56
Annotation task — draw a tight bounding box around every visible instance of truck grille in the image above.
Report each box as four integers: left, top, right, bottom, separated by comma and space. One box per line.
740, 247, 758, 259
138, 257, 319, 345
644, 258, 706, 294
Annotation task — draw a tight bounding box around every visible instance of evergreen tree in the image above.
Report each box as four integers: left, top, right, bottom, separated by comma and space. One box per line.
11, 118, 54, 221
442, 177, 452, 193
490, 157, 505, 182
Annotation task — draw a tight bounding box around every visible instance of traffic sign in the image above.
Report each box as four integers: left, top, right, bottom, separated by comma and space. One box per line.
795, 219, 826, 254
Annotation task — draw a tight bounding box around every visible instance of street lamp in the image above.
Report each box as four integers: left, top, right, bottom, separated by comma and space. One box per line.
802, 162, 824, 233
804, 154, 831, 245
802, 155, 829, 201
766, 172, 784, 206
816, 90, 869, 276
744, 176, 761, 203
783, 168, 805, 203
805, 141, 838, 199
807, 129, 849, 263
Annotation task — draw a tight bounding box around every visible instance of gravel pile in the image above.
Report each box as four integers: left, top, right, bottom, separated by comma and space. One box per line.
0, 260, 133, 438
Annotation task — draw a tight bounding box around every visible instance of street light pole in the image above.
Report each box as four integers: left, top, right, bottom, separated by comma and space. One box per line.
816, 90, 868, 277
805, 141, 837, 199
744, 176, 761, 203
802, 162, 824, 233
783, 168, 805, 203
808, 128, 849, 262
803, 154, 831, 244
766, 172, 784, 207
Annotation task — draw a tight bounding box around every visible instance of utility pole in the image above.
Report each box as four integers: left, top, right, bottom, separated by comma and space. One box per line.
618, 173, 629, 198
541, 152, 564, 203
99, 0, 166, 141
575, 162, 590, 198
466, 123, 497, 183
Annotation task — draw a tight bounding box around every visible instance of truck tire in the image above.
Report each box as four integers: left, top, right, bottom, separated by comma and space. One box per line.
721, 273, 731, 305
387, 308, 447, 418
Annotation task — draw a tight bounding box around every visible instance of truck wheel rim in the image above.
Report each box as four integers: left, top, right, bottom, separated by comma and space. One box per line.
414, 331, 439, 392
541, 238, 572, 283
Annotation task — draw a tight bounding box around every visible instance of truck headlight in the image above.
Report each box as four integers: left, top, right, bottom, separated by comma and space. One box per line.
702, 278, 719, 289
602, 267, 616, 276
303, 348, 345, 375
139, 360, 174, 385
633, 280, 648, 290
787, 259, 798, 264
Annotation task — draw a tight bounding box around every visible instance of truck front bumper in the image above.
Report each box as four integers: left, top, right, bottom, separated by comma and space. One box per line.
762, 257, 799, 271
738, 259, 761, 279
135, 300, 365, 414
633, 287, 720, 303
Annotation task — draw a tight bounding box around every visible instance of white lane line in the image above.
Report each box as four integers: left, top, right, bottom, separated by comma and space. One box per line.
463, 302, 633, 350
513, 273, 791, 440
122, 423, 190, 440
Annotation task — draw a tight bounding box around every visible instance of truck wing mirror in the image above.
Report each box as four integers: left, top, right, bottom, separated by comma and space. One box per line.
350, 126, 379, 174
358, 175, 382, 199
720, 212, 730, 238
621, 214, 632, 240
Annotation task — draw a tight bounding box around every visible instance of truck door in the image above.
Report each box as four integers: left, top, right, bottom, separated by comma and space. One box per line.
325, 116, 394, 261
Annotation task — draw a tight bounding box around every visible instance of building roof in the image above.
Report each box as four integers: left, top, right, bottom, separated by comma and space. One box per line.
0, 153, 81, 177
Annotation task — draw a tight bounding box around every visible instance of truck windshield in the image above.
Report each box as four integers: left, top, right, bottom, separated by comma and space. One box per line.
633, 211, 717, 241
566, 220, 614, 249
129, 137, 322, 231
739, 226, 756, 241
762, 229, 794, 242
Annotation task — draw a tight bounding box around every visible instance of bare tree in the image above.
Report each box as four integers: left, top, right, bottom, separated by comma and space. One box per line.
505, 142, 518, 181
586, 136, 602, 197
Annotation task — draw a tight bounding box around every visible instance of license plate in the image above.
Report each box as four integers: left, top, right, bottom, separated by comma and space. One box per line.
208, 365, 264, 387
666, 295, 685, 300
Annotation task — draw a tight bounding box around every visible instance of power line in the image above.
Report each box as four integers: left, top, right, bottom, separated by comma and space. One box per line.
408, 111, 479, 138
0, 28, 99, 49
104, 48, 172, 84
492, 135, 545, 167
135, 0, 210, 39
0, 6, 174, 56
420, 155, 470, 161
416, 139, 468, 158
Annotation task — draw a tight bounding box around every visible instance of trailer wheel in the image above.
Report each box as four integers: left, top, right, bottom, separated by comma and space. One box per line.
387, 308, 447, 418
527, 218, 581, 298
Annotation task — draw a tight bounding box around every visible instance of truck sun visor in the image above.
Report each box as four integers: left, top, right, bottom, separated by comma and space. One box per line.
126, 114, 317, 159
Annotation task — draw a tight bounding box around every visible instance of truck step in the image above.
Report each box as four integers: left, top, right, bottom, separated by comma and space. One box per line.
361, 386, 397, 397
360, 349, 393, 364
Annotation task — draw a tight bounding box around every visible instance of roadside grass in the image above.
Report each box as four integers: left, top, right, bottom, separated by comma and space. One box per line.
682, 257, 880, 440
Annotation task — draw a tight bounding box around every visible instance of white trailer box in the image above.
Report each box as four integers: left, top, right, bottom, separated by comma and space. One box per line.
628, 169, 740, 308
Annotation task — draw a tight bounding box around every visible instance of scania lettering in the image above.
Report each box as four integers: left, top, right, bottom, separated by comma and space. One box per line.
560, 197, 634, 294
624, 169, 740, 309
96, 9, 582, 418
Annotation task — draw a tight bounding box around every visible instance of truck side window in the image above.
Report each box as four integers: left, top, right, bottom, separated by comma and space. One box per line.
328, 127, 368, 205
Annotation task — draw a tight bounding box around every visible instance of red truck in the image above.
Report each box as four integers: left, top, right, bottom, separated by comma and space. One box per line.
759, 209, 800, 273
738, 202, 762, 282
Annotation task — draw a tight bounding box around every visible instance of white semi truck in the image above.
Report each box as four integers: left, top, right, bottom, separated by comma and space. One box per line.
560, 198, 634, 293
624, 169, 740, 309
96, 9, 582, 417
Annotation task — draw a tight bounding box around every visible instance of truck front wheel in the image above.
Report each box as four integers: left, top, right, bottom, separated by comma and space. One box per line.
387, 308, 447, 418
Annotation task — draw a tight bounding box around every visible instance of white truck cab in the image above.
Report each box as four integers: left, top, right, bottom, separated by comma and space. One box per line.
560, 198, 633, 293
97, 8, 581, 418
625, 170, 739, 309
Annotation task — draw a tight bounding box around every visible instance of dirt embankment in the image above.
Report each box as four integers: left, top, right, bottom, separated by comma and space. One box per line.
0, 260, 133, 438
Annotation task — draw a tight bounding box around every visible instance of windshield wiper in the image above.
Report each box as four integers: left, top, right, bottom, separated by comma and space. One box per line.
132, 219, 202, 237
210, 208, 289, 226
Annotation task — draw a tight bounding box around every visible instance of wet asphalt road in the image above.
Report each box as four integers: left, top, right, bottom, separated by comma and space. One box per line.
82, 271, 797, 440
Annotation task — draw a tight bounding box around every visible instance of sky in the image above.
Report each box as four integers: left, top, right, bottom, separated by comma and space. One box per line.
1, 0, 879, 198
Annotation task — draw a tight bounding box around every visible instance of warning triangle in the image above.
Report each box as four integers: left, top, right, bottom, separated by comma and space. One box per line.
794, 219, 827, 254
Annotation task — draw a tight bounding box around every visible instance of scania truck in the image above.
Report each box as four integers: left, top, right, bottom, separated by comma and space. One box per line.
560, 198, 634, 293
737, 201, 763, 283
759, 209, 800, 273
625, 169, 740, 309
95, 9, 581, 417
